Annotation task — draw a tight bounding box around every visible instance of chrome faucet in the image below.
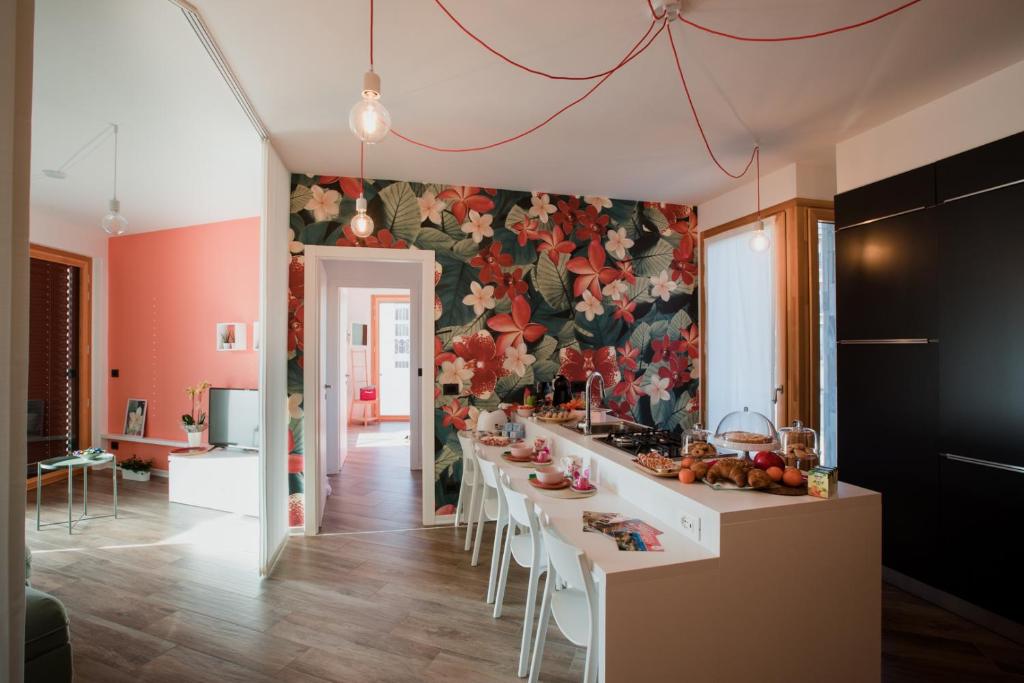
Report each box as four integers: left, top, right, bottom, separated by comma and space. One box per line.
581, 372, 606, 435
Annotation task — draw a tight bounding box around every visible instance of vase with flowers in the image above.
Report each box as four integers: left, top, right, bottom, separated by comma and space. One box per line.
181, 381, 211, 447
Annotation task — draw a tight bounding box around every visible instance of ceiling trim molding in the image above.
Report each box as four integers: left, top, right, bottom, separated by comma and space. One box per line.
167, 0, 269, 141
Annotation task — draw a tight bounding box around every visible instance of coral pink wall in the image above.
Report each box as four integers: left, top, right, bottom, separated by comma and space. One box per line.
108, 218, 260, 470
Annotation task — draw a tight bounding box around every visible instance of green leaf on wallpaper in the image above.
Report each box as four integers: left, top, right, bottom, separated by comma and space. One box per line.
648, 318, 670, 342
631, 238, 674, 277
532, 335, 558, 363
434, 253, 478, 327
471, 393, 500, 412
532, 360, 560, 383
628, 321, 652, 353
299, 221, 333, 245
574, 309, 624, 348
625, 277, 655, 306
288, 417, 304, 455
496, 367, 534, 398
652, 391, 689, 431
496, 205, 541, 264
451, 238, 479, 262
287, 358, 304, 394
436, 440, 461, 481
533, 252, 572, 312
415, 227, 456, 252
642, 204, 669, 236
493, 297, 511, 314
379, 181, 422, 244
555, 319, 577, 348
447, 312, 489, 341
290, 184, 313, 214
669, 308, 694, 335
441, 211, 464, 240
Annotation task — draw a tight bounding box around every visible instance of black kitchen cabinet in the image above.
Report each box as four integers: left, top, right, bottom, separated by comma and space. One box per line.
937, 456, 1024, 624
837, 343, 939, 583
936, 182, 1024, 466
836, 208, 938, 341
834, 165, 936, 228
936, 130, 1024, 202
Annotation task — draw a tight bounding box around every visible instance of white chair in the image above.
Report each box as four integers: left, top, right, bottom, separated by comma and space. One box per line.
495, 473, 548, 678
455, 432, 482, 545
529, 516, 599, 683
472, 454, 510, 603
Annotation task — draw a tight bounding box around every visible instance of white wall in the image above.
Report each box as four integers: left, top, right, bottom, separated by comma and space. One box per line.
836, 59, 1024, 193
1, 0, 33, 677
29, 205, 107, 446
258, 140, 289, 576
698, 162, 836, 231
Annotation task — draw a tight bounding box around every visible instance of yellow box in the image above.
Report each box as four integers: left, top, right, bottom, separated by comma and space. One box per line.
808, 466, 839, 499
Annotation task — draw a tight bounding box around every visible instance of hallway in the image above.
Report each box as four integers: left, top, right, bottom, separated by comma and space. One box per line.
321, 421, 422, 533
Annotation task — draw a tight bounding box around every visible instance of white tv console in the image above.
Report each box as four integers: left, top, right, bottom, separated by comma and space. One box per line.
168, 447, 258, 517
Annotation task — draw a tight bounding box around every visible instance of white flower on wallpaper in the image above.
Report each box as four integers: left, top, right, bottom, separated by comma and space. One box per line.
439, 357, 474, 391
462, 281, 496, 315
304, 185, 341, 221
584, 195, 612, 210
528, 192, 557, 224
604, 227, 634, 260
288, 393, 304, 419
417, 190, 446, 225
287, 229, 304, 254
461, 210, 495, 243
602, 279, 628, 301
647, 376, 671, 403
649, 270, 678, 302
502, 342, 536, 377
575, 290, 605, 321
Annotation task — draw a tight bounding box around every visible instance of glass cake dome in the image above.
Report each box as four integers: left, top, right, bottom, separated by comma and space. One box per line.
683, 422, 717, 458
712, 407, 780, 452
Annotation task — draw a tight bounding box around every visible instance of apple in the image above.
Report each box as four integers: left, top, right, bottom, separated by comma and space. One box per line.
753, 451, 785, 471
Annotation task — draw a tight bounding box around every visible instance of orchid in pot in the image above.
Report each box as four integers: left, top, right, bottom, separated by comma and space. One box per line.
181, 381, 211, 447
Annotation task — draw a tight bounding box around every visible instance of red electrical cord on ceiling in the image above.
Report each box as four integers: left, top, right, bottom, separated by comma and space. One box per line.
389, 19, 669, 153
646, 0, 923, 42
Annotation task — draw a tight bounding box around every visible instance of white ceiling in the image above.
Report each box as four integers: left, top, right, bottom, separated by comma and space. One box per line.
192, 0, 1024, 205
30, 0, 261, 235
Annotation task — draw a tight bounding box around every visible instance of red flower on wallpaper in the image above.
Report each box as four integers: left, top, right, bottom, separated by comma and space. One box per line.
670, 244, 697, 286
616, 341, 640, 372
437, 185, 495, 224
612, 370, 645, 406
364, 229, 409, 249
435, 335, 455, 367
680, 323, 699, 359
612, 298, 637, 325
493, 267, 529, 301
574, 205, 610, 242
486, 295, 547, 354
651, 334, 684, 364
553, 196, 580, 232
289, 257, 304, 299
567, 241, 618, 298
288, 303, 304, 353
614, 259, 636, 285
442, 398, 470, 430
509, 214, 540, 247
470, 242, 513, 283
533, 224, 575, 265
317, 176, 363, 199
559, 347, 620, 386
453, 331, 508, 397
659, 353, 692, 389
335, 224, 361, 247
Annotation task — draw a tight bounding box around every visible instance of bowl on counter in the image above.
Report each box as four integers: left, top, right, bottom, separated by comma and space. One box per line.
509, 442, 534, 459
516, 406, 535, 418
535, 466, 564, 485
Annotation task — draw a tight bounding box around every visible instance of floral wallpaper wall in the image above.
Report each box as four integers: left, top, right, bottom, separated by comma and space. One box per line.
287, 173, 699, 522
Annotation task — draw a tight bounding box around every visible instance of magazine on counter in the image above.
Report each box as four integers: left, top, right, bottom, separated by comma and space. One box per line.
582, 511, 664, 552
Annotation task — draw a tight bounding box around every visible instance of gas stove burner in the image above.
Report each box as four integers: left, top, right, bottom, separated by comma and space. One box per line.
610, 433, 641, 445
599, 428, 684, 459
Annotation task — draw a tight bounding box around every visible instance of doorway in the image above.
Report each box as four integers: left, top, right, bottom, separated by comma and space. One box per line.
372, 294, 411, 420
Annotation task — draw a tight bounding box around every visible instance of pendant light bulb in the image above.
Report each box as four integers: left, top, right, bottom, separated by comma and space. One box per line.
351, 195, 374, 238
101, 198, 128, 235
349, 70, 391, 144
749, 219, 770, 253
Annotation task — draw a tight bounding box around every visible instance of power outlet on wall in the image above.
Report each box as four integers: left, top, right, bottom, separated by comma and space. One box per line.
679, 512, 701, 542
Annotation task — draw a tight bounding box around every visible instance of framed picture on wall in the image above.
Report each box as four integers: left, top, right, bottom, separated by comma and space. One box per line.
124, 398, 148, 436
352, 323, 368, 346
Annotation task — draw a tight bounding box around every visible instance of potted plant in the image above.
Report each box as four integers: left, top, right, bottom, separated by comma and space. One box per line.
121, 455, 152, 482
181, 380, 211, 447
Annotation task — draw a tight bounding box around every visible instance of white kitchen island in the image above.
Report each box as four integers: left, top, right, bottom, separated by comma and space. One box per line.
486, 418, 881, 683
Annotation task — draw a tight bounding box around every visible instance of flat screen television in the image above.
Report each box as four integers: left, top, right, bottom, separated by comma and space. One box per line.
208, 387, 260, 450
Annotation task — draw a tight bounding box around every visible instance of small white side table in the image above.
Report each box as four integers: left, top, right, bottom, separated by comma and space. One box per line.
35, 453, 118, 534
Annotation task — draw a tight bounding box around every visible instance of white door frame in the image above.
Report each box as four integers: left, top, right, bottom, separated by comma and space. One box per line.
302, 246, 436, 534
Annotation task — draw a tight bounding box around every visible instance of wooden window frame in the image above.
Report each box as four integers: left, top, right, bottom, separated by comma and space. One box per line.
370, 294, 412, 421
27, 244, 93, 490
698, 198, 833, 432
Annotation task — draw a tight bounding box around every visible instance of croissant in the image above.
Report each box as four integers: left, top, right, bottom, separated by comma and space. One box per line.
707, 459, 749, 487
691, 461, 710, 479
746, 469, 772, 490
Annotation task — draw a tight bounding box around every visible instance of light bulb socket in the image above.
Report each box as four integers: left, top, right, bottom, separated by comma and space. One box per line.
355, 196, 368, 213
362, 70, 381, 99
108, 198, 121, 214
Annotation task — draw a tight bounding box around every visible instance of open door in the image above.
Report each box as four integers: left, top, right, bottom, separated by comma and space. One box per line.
371, 294, 412, 420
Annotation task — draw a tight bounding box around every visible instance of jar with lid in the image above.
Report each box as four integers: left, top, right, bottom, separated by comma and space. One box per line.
683, 423, 717, 458
779, 419, 819, 472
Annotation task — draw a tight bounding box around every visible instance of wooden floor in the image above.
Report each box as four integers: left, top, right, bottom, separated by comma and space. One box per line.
322, 421, 422, 533
24, 463, 1024, 681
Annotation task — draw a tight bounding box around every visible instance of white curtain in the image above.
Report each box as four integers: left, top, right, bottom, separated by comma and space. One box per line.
705, 218, 776, 432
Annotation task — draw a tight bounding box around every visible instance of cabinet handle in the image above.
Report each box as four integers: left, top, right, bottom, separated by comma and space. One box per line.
941, 453, 1024, 475
838, 339, 937, 345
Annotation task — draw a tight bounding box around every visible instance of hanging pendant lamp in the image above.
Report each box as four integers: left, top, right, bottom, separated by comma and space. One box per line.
101, 124, 128, 235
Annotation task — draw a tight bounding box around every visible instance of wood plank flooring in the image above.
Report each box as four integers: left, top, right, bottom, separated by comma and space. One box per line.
23, 452, 1024, 682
